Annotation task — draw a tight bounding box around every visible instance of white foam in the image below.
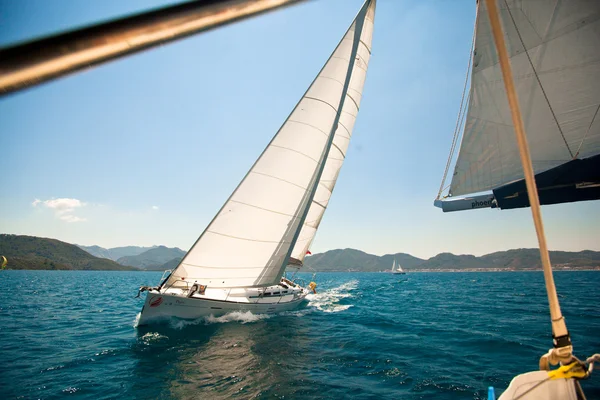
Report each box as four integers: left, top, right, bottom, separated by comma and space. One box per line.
306, 279, 358, 313
133, 312, 141, 328
205, 311, 271, 324
139, 332, 168, 344
166, 311, 271, 329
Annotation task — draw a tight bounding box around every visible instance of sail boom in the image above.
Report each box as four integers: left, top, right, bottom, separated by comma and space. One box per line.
434, 194, 497, 213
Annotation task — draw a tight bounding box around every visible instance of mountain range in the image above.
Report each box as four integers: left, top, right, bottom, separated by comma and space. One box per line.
77, 244, 185, 270
75, 244, 157, 261
304, 248, 600, 272
2, 234, 599, 272
116, 246, 185, 270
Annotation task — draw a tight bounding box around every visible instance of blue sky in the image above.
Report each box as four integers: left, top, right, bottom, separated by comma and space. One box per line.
1, 0, 598, 259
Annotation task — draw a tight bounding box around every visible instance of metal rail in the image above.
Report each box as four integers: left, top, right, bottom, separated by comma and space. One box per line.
0, 0, 307, 97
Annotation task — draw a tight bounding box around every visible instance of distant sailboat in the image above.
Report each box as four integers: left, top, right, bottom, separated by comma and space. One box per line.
391, 258, 405, 275
435, 1, 600, 398
137, 0, 376, 326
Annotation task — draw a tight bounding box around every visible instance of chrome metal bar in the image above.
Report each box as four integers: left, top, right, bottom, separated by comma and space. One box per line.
0, 0, 307, 96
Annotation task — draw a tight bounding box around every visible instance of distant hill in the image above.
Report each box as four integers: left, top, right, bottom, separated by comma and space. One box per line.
0, 234, 137, 271
76, 244, 157, 261
117, 246, 185, 270
150, 257, 183, 271
304, 249, 424, 272
305, 248, 600, 272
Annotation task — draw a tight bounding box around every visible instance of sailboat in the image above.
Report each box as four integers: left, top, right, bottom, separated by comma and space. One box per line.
391, 258, 405, 275
435, 0, 600, 398
136, 0, 376, 326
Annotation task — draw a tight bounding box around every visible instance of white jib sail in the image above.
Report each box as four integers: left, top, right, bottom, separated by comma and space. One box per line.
450, 0, 600, 197
166, 0, 376, 288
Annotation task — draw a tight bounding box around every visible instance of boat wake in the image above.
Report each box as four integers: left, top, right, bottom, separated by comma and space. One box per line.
306, 279, 358, 313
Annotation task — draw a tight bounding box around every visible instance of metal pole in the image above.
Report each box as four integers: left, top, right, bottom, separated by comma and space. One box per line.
0, 0, 306, 96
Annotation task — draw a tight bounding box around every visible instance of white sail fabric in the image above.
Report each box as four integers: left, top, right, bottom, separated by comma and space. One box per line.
167, 0, 375, 288
450, 0, 600, 197
291, 1, 375, 263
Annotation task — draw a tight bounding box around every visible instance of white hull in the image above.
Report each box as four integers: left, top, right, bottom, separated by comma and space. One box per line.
137, 280, 310, 326
392, 271, 406, 275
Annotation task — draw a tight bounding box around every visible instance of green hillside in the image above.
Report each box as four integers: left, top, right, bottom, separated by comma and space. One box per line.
116, 246, 185, 269
304, 248, 600, 272
0, 234, 137, 271
76, 244, 157, 261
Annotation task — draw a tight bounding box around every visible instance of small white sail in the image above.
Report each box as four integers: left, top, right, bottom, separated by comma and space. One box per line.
166, 0, 376, 288
449, 0, 600, 197
391, 259, 396, 272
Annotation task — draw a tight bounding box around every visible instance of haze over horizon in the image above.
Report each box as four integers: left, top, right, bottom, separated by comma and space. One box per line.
1, 0, 599, 260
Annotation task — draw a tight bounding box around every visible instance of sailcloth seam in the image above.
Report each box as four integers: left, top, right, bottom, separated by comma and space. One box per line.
207, 230, 295, 244
304, 96, 338, 113
270, 144, 320, 163
250, 171, 308, 191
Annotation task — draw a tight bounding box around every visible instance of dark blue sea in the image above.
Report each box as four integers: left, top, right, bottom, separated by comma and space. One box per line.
1, 271, 599, 399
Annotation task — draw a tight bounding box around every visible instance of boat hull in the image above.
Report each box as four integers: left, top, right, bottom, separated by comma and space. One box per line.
137, 290, 309, 326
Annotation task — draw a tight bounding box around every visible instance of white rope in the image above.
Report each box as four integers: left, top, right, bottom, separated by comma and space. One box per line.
436, 5, 478, 200
485, 0, 571, 352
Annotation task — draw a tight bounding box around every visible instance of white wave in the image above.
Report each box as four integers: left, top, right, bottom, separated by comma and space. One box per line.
306, 279, 358, 313
205, 311, 271, 324
133, 312, 141, 328
166, 311, 271, 329
139, 332, 168, 344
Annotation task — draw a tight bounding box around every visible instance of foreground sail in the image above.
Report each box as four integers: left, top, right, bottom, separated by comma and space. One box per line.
436, 0, 600, 212
137, 0, 376, 325
433, 1, 599, 398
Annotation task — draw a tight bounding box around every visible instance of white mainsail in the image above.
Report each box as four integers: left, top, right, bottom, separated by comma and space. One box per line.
290, 2, 375, 264
391, 259, 396, 272
447, 0, 600, 198
166, 0, 376, 288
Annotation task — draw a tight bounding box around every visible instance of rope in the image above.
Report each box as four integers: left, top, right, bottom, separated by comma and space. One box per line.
436, 5, 478, 200
574, 104, 600, 159
485, 0, 570, 348
503, 0, 574, 159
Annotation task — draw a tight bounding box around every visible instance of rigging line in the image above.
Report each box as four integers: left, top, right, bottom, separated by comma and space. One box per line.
486, 0, 571, 352
574, 104, 600, 159
436, 4, 478, 199
503, 0, 574, 159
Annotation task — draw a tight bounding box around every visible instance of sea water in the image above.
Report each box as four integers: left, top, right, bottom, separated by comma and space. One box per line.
1, 271, 598, 399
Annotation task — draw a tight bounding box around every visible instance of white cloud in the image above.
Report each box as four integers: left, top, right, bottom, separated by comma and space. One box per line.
32, 197, 87, 223
152, 205, 159, 211
43, 198, 86, 213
